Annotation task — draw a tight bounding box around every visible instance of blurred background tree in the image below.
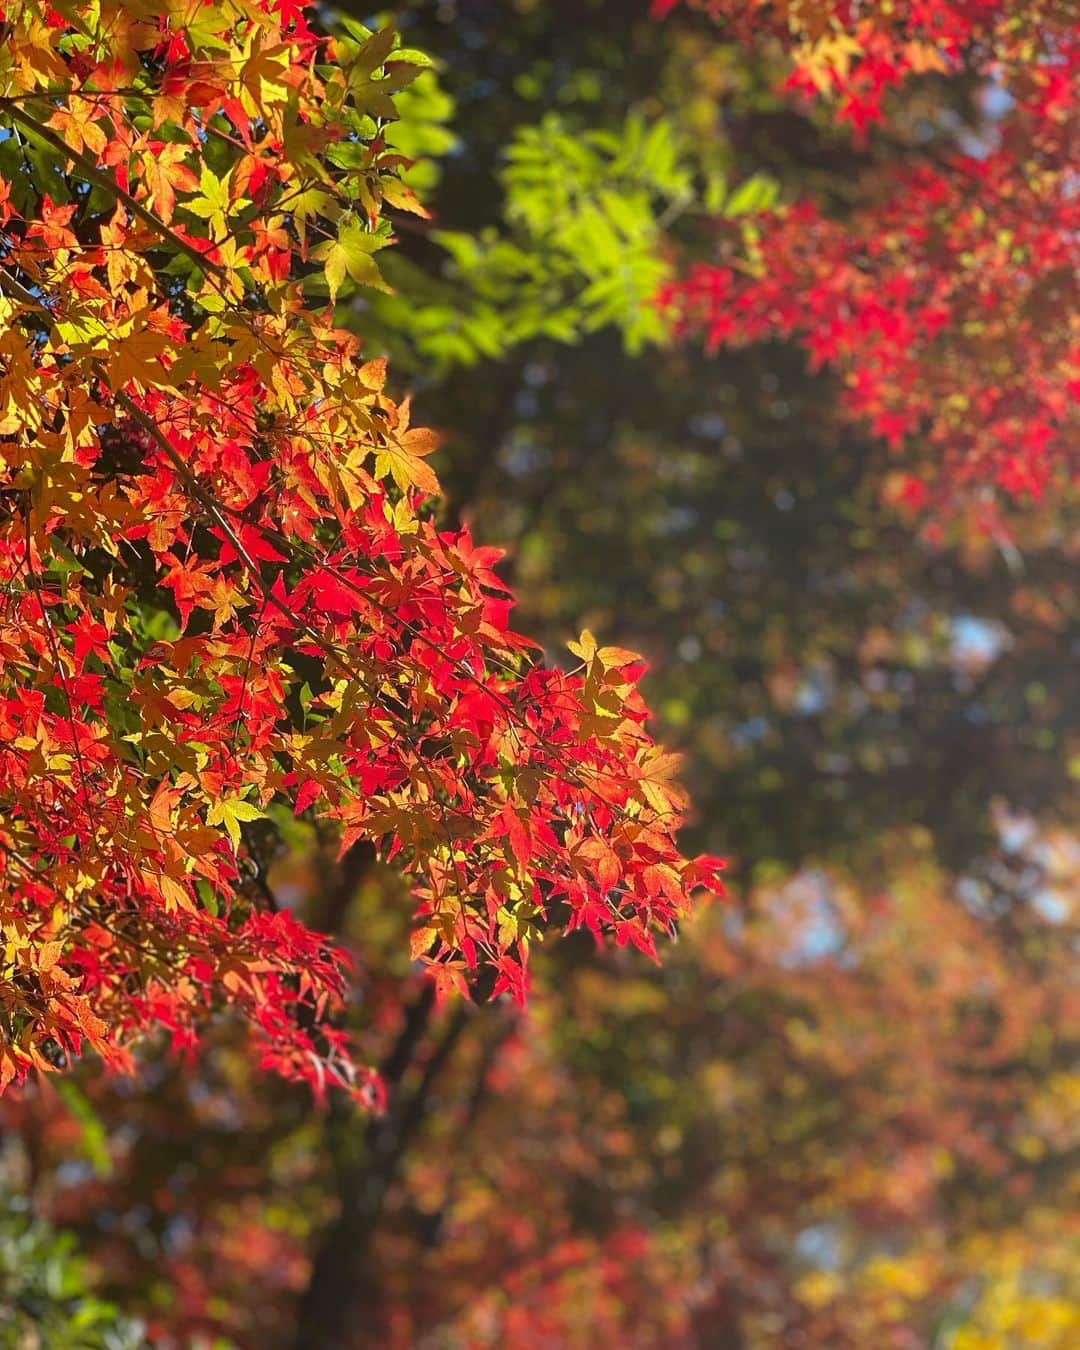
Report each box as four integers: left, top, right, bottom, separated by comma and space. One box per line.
0, 1196, 143, 1349
1, 1, 1076, 1346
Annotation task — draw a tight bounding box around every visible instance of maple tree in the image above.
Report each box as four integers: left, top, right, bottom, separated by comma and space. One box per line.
0, 0, 719, 1103
654, 0, 1078, 504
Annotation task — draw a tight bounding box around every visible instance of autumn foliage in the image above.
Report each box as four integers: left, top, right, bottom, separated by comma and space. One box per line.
656, 0, 1078, 502
0, 1, 718, 1100
0, 2, 1076, 1345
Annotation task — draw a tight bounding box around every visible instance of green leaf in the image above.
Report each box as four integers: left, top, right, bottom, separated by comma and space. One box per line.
195, 879, 219, 917
391, 47, 435, 68
353, 25, 397, 79
724, 174, 779, 218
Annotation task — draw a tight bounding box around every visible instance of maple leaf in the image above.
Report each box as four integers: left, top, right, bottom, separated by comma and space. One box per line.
104, 322, 174, 392
374, 427, 441, 495
183, 165, 248, 241
312, 222, 393, 301
632, 749, 690, 817
372, 397, 441, 494
207, 796, 267, 850
47, 100, 109, 156
141, 142, 200, 225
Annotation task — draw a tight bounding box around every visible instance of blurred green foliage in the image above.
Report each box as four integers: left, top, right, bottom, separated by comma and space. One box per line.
354, 1, 779, 367
370, 107, 735, 364
0, 1202, 143, 1349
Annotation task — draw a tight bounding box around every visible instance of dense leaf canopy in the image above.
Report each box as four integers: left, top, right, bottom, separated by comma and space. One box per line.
0, 1, 1076, 1346
0, 0, 717, 1100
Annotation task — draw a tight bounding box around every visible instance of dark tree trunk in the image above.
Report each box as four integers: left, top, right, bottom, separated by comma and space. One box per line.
290, 986, 475, 1349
